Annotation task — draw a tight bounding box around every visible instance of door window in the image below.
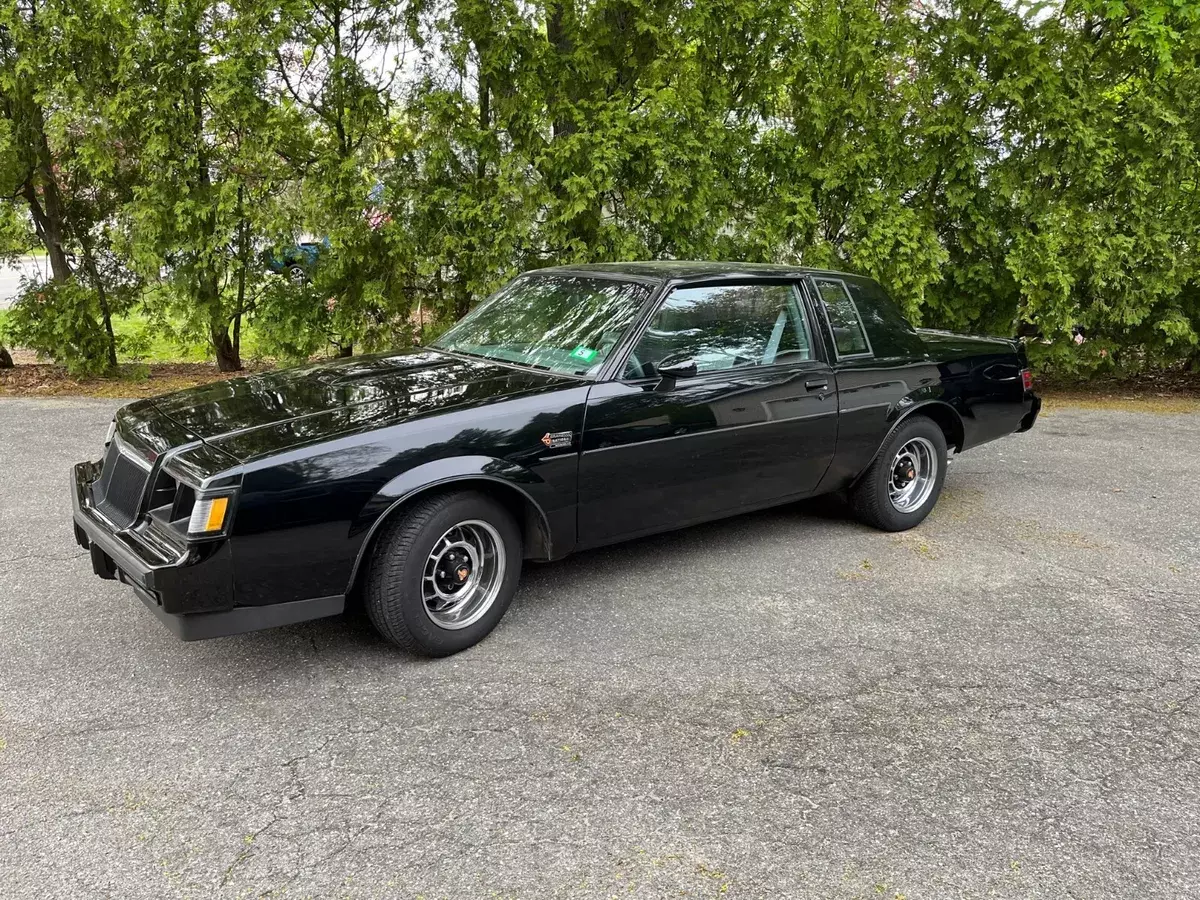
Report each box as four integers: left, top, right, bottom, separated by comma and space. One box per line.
623, 284, 813, 379
812, 278, 872, 358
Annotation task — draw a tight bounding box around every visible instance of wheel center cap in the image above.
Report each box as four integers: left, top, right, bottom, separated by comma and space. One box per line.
456, 565, 470, 582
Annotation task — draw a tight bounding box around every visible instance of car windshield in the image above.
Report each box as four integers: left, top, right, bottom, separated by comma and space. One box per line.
432, 274, 651, 377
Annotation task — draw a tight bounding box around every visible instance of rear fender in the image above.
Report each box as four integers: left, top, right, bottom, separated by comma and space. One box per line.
854, 398, 965, 483
345, 455, 552, 594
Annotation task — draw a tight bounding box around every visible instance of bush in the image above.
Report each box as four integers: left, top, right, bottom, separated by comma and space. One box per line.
5, 279, 115, 376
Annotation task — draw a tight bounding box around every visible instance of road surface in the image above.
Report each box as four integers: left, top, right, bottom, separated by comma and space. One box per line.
1, 397, 1197, 898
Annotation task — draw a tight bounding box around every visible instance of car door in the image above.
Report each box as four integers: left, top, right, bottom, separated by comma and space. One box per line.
576, 280, 838, 548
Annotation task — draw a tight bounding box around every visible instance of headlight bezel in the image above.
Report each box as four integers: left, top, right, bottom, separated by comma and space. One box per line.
146, 461, 240, 544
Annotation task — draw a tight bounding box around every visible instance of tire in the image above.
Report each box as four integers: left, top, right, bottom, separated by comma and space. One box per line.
287, 263, 308, 284
364, 491, 523, 656
849, 416, 948, 532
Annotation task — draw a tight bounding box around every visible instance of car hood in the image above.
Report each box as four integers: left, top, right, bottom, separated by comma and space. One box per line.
140, 349, 575, 464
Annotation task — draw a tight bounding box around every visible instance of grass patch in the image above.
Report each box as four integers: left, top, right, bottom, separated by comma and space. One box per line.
110, 306, 269, 364
1040, 390, 1200, 414
1, 300, 269, 366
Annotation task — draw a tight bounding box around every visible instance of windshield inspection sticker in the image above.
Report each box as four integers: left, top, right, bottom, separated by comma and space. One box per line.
569, 345, 598, 363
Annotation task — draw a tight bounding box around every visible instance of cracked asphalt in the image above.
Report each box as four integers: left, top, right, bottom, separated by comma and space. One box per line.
1, 396, 1198, 899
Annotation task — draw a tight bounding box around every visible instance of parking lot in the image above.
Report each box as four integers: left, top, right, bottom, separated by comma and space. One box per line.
1, 396, 1198, 898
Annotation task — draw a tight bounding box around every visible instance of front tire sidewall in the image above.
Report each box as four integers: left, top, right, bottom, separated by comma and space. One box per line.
376, 494, 522, 656
858, 418, 948, 531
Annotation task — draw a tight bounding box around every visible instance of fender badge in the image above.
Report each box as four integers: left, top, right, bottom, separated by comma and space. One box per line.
541, 431, 573, 449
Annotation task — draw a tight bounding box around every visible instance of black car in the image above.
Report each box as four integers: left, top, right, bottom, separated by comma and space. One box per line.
72, 262, 1040, 656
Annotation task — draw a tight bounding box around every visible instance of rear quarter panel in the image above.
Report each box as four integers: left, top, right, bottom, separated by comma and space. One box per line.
810, 276, 1032, 489
917, 329, 1031, 448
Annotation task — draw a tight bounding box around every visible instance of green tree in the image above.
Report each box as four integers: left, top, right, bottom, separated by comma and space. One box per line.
263, 0, 416, 357
115, 0, 291, 371
0, 0, 138, 371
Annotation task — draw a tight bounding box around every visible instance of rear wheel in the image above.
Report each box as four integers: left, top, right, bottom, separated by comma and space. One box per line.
849, 416, 947, 531
364, 491, 523, 656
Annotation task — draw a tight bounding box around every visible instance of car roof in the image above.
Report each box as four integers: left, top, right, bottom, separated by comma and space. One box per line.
526, 260, 859, 284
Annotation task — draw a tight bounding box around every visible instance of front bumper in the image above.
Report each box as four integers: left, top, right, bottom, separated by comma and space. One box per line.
72, 461, 341, 640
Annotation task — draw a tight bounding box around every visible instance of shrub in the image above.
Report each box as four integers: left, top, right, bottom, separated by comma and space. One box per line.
5, 279, 115, 376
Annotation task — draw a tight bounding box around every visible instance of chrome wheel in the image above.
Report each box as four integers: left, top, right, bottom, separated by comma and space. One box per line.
421, 520, 506, 630
888, 437, 937, 513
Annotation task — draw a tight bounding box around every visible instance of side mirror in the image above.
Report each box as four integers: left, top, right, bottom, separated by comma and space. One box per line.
653, 354, 699, 390
656, 355, 698, 379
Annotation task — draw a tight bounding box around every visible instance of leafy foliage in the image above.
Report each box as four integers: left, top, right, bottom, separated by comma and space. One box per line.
0, 0, 1197, 375
5, 278, 114, 375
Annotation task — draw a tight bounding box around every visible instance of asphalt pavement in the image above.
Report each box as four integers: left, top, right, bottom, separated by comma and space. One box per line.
1, 397, 1198, 898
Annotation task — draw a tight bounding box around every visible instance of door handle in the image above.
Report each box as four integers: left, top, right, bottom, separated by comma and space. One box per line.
805, 379, 830, 392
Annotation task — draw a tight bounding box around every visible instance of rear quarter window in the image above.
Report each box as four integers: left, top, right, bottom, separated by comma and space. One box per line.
813, 278, 871, 358
843, 279, 925, 360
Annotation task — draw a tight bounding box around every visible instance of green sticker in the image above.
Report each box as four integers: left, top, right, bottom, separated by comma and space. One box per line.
570, 345, 598, 363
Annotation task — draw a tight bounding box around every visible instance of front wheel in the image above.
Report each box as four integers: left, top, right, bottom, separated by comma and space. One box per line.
364, 491, 523, 656
849, 416, 947, 531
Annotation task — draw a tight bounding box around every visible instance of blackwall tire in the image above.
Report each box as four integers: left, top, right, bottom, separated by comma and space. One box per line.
849, 416, 948, 532
364, 491, 523, 656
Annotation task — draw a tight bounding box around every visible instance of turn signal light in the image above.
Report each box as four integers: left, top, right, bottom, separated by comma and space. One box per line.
188, 496, 230, 536
1020, 368, 1033, 391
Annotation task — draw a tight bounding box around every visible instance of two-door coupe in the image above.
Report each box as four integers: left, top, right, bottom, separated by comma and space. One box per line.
72, 262, 1040, 655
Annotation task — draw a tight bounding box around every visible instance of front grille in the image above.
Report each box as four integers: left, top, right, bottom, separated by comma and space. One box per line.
91, 439, 151, 529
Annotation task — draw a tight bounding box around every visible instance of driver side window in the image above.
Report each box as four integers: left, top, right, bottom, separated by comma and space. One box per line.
623, 283, 812, 379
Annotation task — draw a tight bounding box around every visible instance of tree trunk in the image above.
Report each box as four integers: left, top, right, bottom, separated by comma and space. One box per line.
233, 186, 248, 364
454, 275, 471, 319
79, 233, 118, 369
203, 260, 241, 371
20, 96, 74, 281
211, 320, 241, 372
476, 72, 490, 182
206, 262, 240, 371
189, 53, 241, 372
22, 179, 72, 282
95, 278, 118, 370
545, 0, 577, 141
544, 0, 600, 251
337, 343, 353, 358
0, 345, 13, 368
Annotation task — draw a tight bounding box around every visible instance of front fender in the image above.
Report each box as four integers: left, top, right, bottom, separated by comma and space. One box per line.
345, 455, 553, 593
